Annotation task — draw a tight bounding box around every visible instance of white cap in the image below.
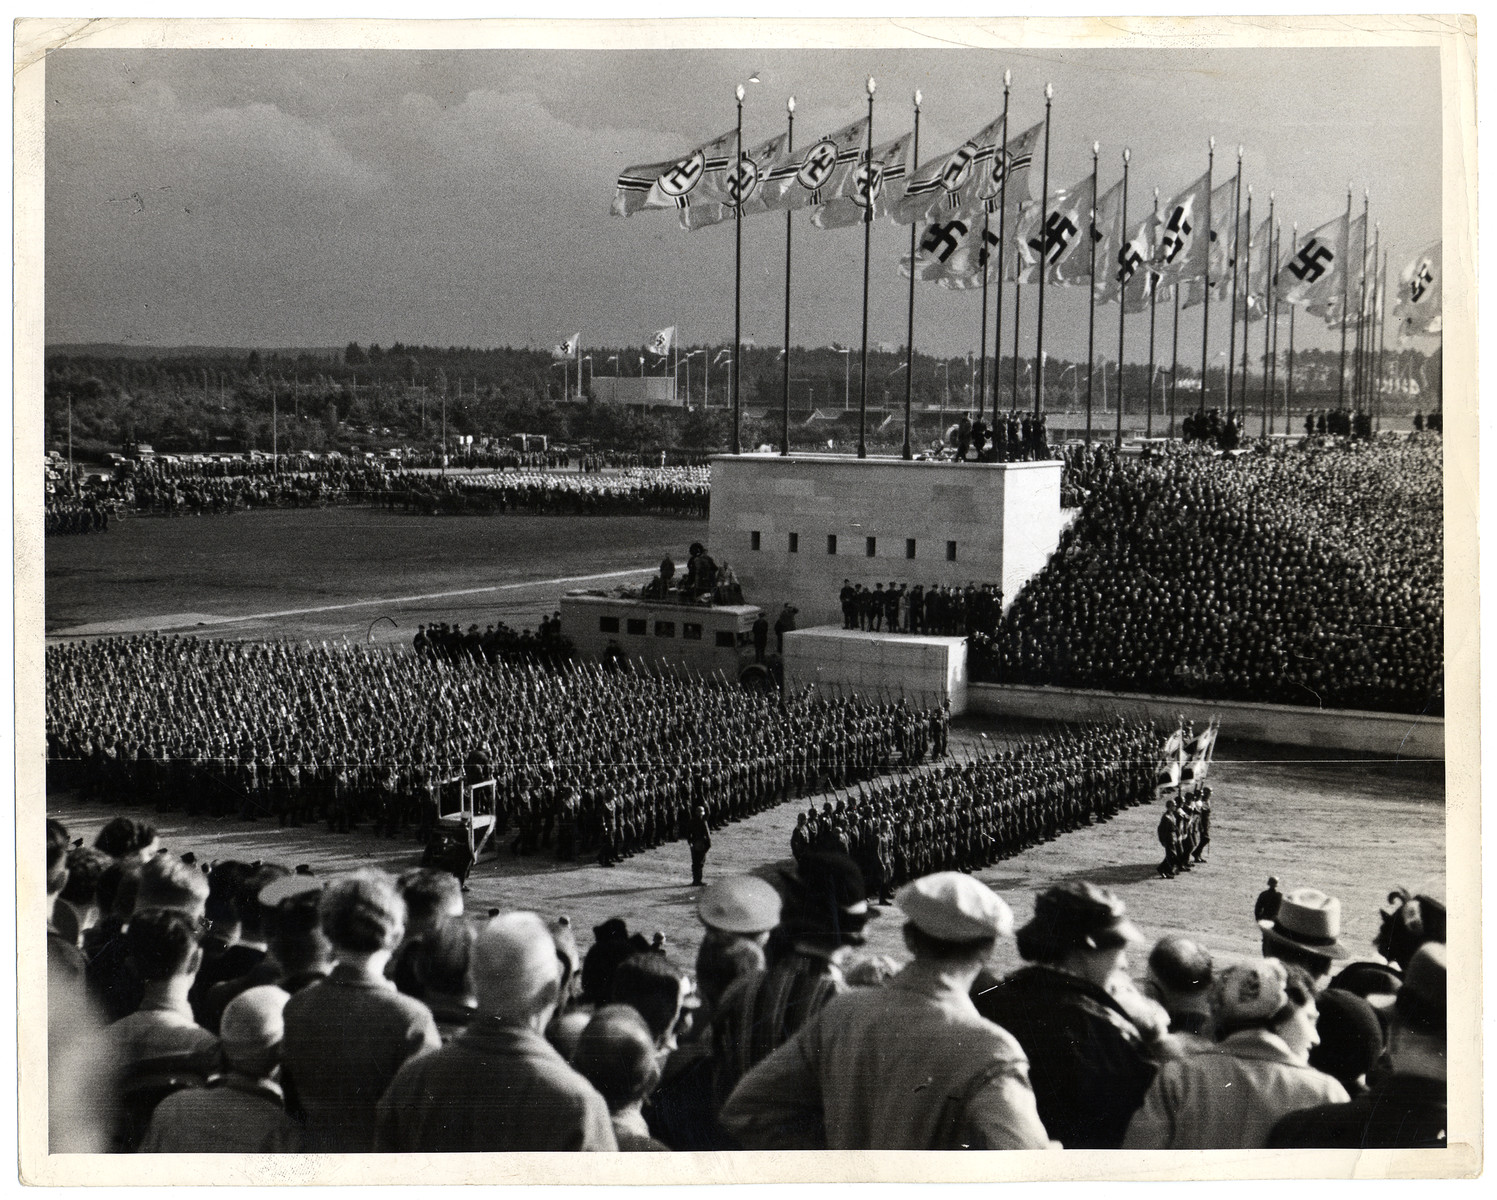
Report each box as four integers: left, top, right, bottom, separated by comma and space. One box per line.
897, 873, 1013, 942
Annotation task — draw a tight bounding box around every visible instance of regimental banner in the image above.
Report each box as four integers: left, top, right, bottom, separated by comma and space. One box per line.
1394, 241, 1442, 339
612, 129, 737, 219
756, 116, 871, 213
889, 117, 1041, 226
812, 131, 916, 230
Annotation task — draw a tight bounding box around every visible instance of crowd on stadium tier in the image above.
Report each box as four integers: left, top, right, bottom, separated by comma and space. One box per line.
392, 466, 710, 518
46, 804, 1448, 1153
44, 459, 710, 530
976, 437, 1443, 714
45, 635, 946, 856
788, 719, 1158, 896
838, 580, 1003, 637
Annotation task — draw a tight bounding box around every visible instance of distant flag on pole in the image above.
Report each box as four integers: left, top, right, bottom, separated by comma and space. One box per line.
1183, 177, 1245, 308
647, 327, 677, 356
890, 116, 1041, 225
758, 116, 870, 213
1086, 176, 1127, 299
611, 129, 736, 223
812, 130, 916, 229
1276, 210, 1350, 310
682, 129, 793, 230
1242, 215, 1275, 320
552, 332, 581, 359
1394, 241, 1442, 338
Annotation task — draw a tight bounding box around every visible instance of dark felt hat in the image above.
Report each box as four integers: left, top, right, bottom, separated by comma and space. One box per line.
1018, 880, 1143, 957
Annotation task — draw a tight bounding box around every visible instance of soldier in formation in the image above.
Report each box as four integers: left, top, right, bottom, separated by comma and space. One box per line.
46, 635, 943, 869
790, 717, 1161, 897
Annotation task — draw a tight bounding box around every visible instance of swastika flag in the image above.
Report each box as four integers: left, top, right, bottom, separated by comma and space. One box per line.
681, 130, 793, 230
1394, 241, 1442, 339
612, 129, 737, 220
1152, 170, 1211, 279
1013, 172, 1095, 286
757, 116, 870, 214
899, 213, 1001, 290
812, 131, 916, 230
1276, 210, 1349, 309
646, 326, 677, 356
890, 117, 1041, 226
1306, 213, 1366, 326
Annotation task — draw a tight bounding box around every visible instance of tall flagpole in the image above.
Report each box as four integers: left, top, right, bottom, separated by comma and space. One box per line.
1011, 277, 1022, 408
1261, 193, 1275, 437
1347, 180, 1359, 409
1033, 82, 1053, 417
1114, 147, 1130, 448
1286, 221, 1298, 422
1085, 140, 1099, 444
978, 211, 992, 430
1354, 190, 1370, 413
1200, 138, 1215, 410
1238, 187, 1253, 433
857, 76, 875, 459
782, 96, 795, 457
992, 72, 1012, 433
1375, 245, 1388, 432
732, 84, 745, 455
1268, 220, 1281, 436
1225, 146, 1243, 420
1146, 186, 1159, 439
902, 91, 921, 461
1169, 278, 1181, 438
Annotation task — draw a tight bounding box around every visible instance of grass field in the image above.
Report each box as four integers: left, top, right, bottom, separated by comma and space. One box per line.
43, 505, 1444, 974
45, 507, 707, 644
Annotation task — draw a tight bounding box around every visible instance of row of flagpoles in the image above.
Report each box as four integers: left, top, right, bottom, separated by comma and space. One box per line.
611, 81, 1445, 454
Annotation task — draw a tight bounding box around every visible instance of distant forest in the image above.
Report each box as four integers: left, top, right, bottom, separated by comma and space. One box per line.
42, 340, 1440, 459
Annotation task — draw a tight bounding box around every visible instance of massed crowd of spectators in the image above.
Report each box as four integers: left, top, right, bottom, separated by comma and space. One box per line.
47, 811, 1448, 1155
977, 437, 1442, 714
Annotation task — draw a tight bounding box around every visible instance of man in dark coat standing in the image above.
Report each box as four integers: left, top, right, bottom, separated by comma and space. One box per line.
687, 805, 712, 886
751, 614, 769, 663
1156, 799, 1180, 879
972, 881, 1166, 1149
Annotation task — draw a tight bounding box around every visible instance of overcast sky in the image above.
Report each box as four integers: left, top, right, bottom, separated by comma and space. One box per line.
45, 42, 1442, 363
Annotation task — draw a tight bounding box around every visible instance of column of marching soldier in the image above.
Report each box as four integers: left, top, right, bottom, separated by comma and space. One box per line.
44, 635, 950, 862
790, 717, 1162, 902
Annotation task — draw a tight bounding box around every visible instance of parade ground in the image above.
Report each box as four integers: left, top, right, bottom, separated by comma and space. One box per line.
43, 504, 1445, 976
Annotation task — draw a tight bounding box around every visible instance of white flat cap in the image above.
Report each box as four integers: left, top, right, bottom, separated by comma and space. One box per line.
897, 873, 1013, 942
